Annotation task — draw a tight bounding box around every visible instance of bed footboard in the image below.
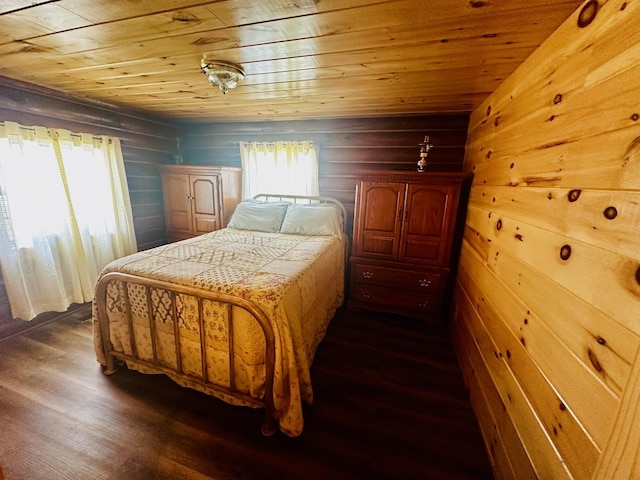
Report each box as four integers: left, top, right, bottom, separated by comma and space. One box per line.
95, 272, 277, 436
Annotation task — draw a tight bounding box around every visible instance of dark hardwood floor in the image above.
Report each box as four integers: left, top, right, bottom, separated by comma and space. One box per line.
0, 306, 493, 480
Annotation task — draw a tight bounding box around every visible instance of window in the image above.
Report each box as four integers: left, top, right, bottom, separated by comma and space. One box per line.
239, 141, 319, 199
0, 121, 137, 320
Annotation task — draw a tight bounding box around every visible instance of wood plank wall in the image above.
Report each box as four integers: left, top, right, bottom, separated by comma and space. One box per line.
178, 115, 469, 235
0, 77, 177, 250
451, 1, 640, 479
0, 76, 176, 334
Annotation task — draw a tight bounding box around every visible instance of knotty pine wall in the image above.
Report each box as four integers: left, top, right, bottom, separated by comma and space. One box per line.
178, 115, 469, 236
0, 77, 176, 334
451, 1, 640, 479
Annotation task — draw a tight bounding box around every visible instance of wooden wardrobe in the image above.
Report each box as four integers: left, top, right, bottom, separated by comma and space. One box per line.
159, 165, 242, 243
348, 170, 469, 322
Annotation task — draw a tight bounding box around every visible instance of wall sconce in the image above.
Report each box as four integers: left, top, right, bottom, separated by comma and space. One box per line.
417, 135, 433, 172
200, 59, 245, 94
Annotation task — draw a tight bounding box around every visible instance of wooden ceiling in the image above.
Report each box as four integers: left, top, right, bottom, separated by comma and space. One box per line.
0, 0, 582, 122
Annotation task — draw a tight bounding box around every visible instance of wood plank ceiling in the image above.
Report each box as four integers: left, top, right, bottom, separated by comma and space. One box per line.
0, 0, 582, 122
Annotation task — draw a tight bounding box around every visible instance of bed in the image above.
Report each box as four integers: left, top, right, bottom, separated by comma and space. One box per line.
92, 194, 347, 437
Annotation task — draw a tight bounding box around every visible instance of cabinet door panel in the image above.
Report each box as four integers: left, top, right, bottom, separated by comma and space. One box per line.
400, 184, 452, 264
190, 175, 221, 236
403, 238, 441, 261
362, 234, 396, 256
354, 181, 404, 259
406, 186, 447, 236
162, 174, 193, 237
191, 176, 218, 216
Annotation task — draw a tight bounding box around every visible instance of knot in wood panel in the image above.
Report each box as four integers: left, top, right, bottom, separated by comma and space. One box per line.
560, 244, 572, 261
20, 43, 46, 53
578, 0, 599, 28
293, 0, 320, 7
588, 348, 603, 373
622, 263, 640, 295
623, 136, 640, 166
603, 206, 618, 220
172, 11, 200, 23
194, 37, 228, 46
568, 189, 581, 202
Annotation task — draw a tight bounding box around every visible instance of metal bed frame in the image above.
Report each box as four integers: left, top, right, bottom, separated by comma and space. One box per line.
94, 194, 347, 436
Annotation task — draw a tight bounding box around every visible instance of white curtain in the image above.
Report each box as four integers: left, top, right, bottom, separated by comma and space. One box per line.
239, 141, 319, 199
0, 121, 137, 321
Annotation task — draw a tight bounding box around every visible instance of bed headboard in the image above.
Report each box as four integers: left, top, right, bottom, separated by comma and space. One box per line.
252, 194, 348, 234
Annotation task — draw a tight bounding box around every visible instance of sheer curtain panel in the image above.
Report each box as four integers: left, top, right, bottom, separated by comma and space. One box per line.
0, 121, 137, 320
239, 141, 319, 199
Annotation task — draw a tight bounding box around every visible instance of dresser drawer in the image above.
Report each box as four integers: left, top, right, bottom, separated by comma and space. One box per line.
351, 263, 443, 293
351, 284, 440, 314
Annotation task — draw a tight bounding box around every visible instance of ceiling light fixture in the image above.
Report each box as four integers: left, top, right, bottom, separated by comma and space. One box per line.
200, 59, 245, 94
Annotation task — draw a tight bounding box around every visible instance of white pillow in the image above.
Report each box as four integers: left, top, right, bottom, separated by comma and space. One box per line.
280, 205, 342, 236
227, 201, 288, 232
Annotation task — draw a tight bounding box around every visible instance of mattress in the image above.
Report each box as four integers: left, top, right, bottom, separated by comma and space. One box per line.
92, 228, 345, 436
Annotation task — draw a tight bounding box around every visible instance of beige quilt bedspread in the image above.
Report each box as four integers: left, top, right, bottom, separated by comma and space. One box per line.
92, 228, 345, 437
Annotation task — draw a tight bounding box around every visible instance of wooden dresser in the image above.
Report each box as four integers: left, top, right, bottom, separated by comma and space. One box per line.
159, 165, 242, 243
348, 170, 469, 321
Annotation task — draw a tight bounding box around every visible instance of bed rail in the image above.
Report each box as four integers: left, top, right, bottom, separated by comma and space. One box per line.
95, 271, 277, 436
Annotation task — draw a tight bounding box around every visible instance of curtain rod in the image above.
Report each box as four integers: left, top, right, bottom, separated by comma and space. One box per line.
0, 122, 104, 141
240, 140, 316, 146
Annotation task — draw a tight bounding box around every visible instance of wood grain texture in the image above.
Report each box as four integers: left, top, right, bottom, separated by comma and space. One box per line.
457, 243, 604, 467
453, 1, 640, 478
593, 345, 640, 480
464, 192, 638, 378
452, 302, 537, 480
0, 0, 581, 121
0, 306, 493, 480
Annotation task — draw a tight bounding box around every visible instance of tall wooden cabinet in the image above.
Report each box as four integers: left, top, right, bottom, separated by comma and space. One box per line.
348, 171, 469, 321
159, 165, 242, 243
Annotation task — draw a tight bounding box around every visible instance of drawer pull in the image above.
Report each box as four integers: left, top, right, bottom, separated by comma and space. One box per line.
362, 271, 374, 279
361, 290, 371, 299
418, 278, 431, 287
418, 300, 430, 308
